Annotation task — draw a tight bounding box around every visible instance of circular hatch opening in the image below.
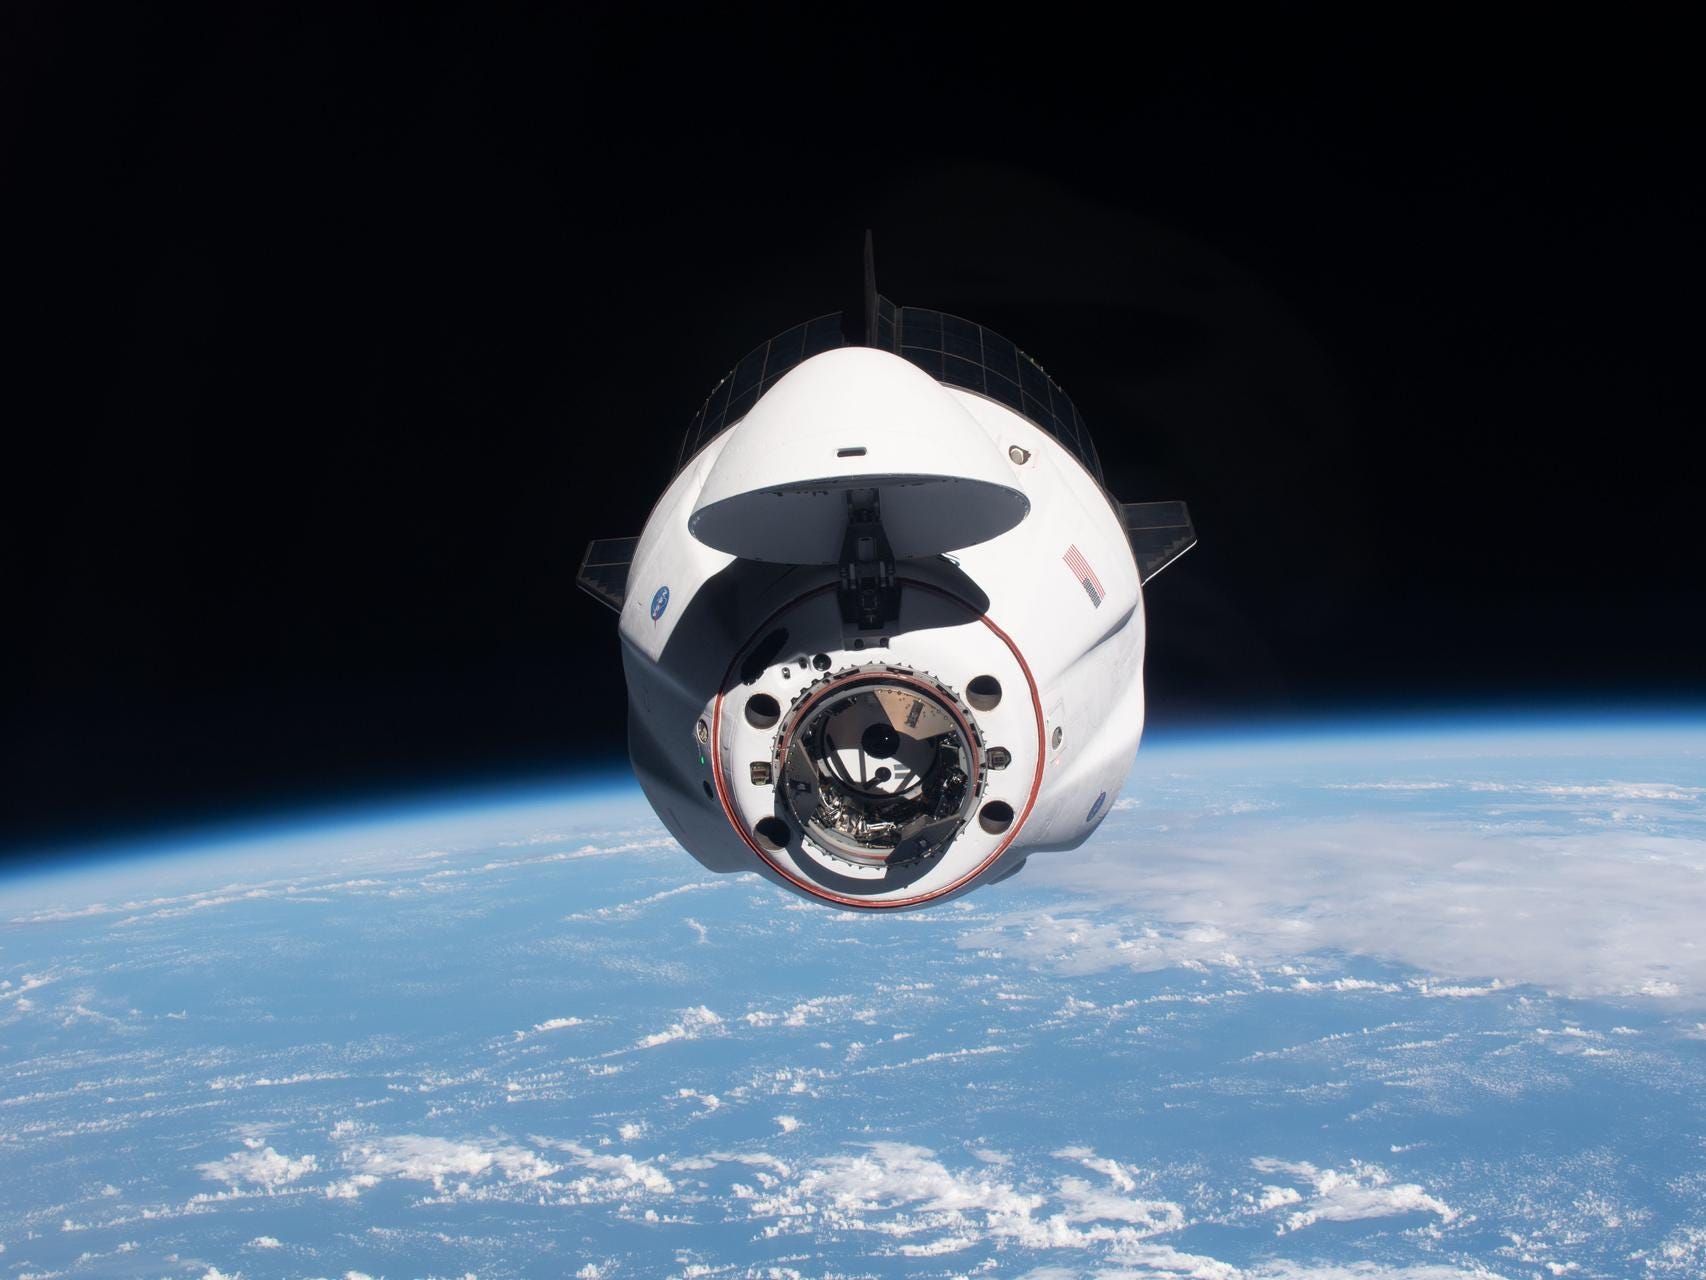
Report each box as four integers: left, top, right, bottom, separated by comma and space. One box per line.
778, 672, 978, 867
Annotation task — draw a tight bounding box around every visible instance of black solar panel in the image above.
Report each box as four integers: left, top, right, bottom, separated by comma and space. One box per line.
575, 536, 640, 613
887, 307, 1101, 482
673, 300, 1102, 486
676, 314, 846, 469
1119, 502, 1196, 584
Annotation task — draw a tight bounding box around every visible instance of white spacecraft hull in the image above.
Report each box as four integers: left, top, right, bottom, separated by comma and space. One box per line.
579, 265, 1192, 908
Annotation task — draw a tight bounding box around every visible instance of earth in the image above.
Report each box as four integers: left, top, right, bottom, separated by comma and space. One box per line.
2, 718, 1704, 1280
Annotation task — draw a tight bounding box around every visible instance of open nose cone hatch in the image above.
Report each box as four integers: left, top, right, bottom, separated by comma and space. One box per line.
778, 670, 980, 867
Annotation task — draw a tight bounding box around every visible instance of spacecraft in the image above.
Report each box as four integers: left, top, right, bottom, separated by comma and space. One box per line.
577, 240, 1194, 909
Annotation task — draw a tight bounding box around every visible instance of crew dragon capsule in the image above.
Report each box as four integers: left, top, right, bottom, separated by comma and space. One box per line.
577, 243, 1195, 909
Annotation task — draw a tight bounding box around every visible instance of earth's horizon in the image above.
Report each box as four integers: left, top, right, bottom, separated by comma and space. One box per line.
3, 716, 1703, 1278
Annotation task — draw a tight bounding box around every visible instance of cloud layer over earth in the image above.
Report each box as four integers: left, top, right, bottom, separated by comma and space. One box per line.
175, 1131, 1479, 1277
3, 722, 1704, 1277
987, 732, 1706, 1004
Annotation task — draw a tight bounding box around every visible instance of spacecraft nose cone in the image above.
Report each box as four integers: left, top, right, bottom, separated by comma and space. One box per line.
687, 347, 1029, 564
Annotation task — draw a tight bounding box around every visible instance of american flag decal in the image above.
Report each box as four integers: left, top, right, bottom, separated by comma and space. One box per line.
1063, 544, 1105, 608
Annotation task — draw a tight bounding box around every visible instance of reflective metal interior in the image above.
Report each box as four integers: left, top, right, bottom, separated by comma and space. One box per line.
779, 675, 976, 867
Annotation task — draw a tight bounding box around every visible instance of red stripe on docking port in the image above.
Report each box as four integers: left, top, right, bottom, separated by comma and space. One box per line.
1063, 544, 1105, 606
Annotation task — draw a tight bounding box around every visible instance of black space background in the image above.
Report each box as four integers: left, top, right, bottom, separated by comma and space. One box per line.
3, 8, 1700, 864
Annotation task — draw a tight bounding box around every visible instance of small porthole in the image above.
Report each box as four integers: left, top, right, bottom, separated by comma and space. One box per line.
754, 816, 790, 851
1051, 725, 1064, 750
966, 675, 1002, 712
746, 693, 781, 730
701, 781, 715, 801
978, 801, 1015, 835
812, 653, 831, 671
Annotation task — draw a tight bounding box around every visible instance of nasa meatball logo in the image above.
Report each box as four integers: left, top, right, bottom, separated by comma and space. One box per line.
649, 585, 670, 622
1086, 790, 1108, 824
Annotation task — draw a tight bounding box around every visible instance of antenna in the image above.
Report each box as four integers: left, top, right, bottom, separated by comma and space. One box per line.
862, 229, 879, 346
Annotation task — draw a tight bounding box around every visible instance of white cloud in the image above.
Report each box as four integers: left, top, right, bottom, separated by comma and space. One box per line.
562, 881, 724, 921
771, 1141, 1043, 1230
734, 1141, 1197, 1261
618, 1121, 646, 1142
1048, 1148, 1182, 1233
1291, 977, 1401, 994
1413, 980, 1506, 999
1019, 1248, 1240, 1278
985, 818, 1706, 1002
338, 1135, 558, 1193
1476, 781, 1703, 802
246, 1235, 282, 1249
1248, 1158, 1455, 1234
1241, 1266, 1509, 1279
208, 1071, 346, 1091
898, 1234, 978, 1256
1254, 1184, 1303, 1211
60, 1001, 129, 1030
1054, 1146, 1137, 1191
513, 1015, 586, 1041
1644, 1223, 1706, 1275
1323, 781, 1454, 791
672, 1150, 792, 1179
567, 1147, 674, 1195
708, 1141, 1468, 1273
530, 1136, 675, 1194
312, 1122, 668, 1206
741, 994, 856, 1029
197, 1145, 317, 1191
324, 1174, 379, 1199
848, 1044, 1008, 1076
0, 971, 59, 1000
1087, 1243, 1245, 1276
1053, 1176, 1184, 1231
634, 1005, 723, 1050
776, 1115, 800, 1133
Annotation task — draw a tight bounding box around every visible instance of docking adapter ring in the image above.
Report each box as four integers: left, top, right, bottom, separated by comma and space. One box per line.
774, 666, 985, 868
